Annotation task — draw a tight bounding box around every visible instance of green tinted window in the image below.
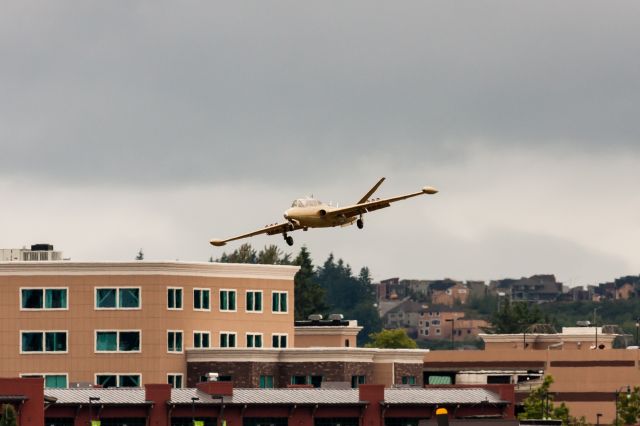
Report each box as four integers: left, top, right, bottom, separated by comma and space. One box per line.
45, 332, 67, 352
119, 288, 140, 308
96, 289, 116, 308
45, 375, 67, 388
45, 289, 67, 309
22, 332, 43, 352
96, 332, 117, 351
22, 289, 43, 309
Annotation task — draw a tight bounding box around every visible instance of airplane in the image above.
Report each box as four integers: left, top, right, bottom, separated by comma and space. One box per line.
210, 177, 438, 247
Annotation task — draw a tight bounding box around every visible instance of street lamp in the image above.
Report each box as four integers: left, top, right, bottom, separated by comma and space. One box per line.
635, 318, 639, 347
445, 318, 455, 350
593, 307, 600, 349
615, 385, 631, 426
191, 397, 200, 425
88, 396, 100, 426
596, 413, 602, 426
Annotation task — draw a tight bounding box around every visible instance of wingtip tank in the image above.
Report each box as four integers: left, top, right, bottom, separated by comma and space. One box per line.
210, 239, 227, 247
422, 186, 438, 194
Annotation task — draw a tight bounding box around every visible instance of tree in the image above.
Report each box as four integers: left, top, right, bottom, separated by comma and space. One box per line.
135, 249, 144, 260
293, 246, 328, 320
0, 404, 17, 426
214, 243, 293, 265
489, 298, 543, 334
519, 375, 581, 425
365, 329, 418, 349
617, 386, 640, 425
257, 245, 292, 265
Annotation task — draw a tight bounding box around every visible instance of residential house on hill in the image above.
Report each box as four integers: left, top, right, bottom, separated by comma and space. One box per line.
382, 299, 426, 337
417, 305, 489, 341
428, 279, 469, 306
490, 274, 562, 303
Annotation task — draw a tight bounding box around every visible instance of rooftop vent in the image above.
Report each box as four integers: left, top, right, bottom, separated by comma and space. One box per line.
308, 314, 323, 321
328, 313, 344, 321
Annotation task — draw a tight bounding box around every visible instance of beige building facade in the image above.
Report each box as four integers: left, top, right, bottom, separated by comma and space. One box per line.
0, 261, 298, 388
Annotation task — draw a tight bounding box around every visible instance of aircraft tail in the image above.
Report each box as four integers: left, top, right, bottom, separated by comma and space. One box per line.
356, 177, 385, 204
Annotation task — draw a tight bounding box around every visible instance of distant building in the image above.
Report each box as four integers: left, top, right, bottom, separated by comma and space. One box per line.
382, 299, 426, 335
489, 275, 562, 303
0, 244, 64, 262
428, 279, 469, 306
480, 326, 622, 351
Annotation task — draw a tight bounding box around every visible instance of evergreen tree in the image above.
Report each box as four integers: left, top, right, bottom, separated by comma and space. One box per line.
293, 246, 328, 320
135, 249, 144, 260
257, 245, 292, 265
617, 386, 640, 425
490, 298, 543, 333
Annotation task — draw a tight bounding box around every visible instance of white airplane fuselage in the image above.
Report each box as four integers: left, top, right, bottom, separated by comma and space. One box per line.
283, 205, 355, 228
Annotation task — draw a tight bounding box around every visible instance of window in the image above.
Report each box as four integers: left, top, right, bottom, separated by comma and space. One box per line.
259, 375, 274, 388
431, 319, 440, 326
167, 331, 183, 352
21, 288, 68, 310
246, 290, 263, 312
21, 374, 68, 388
21, 331, 67, 353
167, 287, 183, 310
272, 334, 287, 348
435, 328, 441, 335
272, 291, 288, 313
220, 332, 236, 348
401, 376, 417, 385
351, 375, 366, 388
168, 374, 183, 388
193, 289, 210, 310
290, 375, 323, 388
194, 331, 210, 348
95, 288, 140, 309
95, 330, 140, 352
96, 374, 141, 388
247, 333, 263, 348
219, 289, 237, 311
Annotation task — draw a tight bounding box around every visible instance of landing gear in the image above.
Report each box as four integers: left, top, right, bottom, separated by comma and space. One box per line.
283, 233, 294, 246
357, 217, 364, 229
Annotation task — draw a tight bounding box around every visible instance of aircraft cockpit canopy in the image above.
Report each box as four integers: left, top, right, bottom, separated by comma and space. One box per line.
291, 198, 322, 208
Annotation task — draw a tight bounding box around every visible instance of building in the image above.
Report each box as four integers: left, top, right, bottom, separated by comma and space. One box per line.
428, 281, 469, 307
0, 261, 298, 388
294, 316, 361, 348
489, 275, 562, 303
0, 377, 517, 426
186, 347, 427, 388
382, 300, 426, 335
0, 244, 64, 262
480, 326, 621, 351
417, 306, 466, 340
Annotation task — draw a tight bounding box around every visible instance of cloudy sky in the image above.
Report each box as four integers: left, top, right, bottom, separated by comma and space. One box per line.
2, 1, 639, 287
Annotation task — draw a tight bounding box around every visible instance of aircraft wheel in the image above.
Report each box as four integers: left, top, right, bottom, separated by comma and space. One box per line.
357, 218, 364, 229
286, 236, 294, 246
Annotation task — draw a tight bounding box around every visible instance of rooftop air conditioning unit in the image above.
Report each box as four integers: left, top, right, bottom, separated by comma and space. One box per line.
308, 314, 323, 321
208, 372, 219, 382
328, 314, 344, 321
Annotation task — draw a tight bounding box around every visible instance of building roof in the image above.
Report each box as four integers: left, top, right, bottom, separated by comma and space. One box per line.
384, 388, 506, 405
45, 387, 506, 407
45, 388, 150, 405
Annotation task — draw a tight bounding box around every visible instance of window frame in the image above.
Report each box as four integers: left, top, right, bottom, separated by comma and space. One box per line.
167, 287, 184, 310
271, 333, 288, 348
20, 330, 68, 354
193, 288, 211, 311
167, 373, 184, 388
94, 329, 142, 353
245, 290, 264, 313
20, 373, 69, 388
271, 291, 288, 314
94, 373, 142, 388
246, 332, 263, 348
94, 287, 142, 310
167, 330, 184, 353
219, 289, 237, 312
19, 287, 69, 311
219, 331, 237, 348
193, 331, 211, 349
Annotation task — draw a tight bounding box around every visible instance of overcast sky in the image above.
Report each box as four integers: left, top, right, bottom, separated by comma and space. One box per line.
2, 1, 640, 287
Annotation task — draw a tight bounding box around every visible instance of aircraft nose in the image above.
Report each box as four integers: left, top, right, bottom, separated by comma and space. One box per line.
283, 210, 290, 219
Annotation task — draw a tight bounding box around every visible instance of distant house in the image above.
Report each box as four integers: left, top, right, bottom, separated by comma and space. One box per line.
417, 305, 488, 341
489, 274, 562, 303
428, 280, 469, 306
382, 299, 426, 336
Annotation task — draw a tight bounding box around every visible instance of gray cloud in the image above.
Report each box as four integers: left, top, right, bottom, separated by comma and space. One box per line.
2, 1, 640, 185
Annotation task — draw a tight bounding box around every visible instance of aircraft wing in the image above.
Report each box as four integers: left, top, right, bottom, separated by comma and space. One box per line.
326, 186, 438, 220
210, 221, 300, 247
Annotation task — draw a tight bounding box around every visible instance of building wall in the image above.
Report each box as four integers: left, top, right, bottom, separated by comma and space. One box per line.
424, 349, 640, 424
0, 262, 297, 386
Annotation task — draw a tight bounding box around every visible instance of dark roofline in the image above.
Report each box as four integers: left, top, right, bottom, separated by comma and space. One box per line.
0, 396, 28, 402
